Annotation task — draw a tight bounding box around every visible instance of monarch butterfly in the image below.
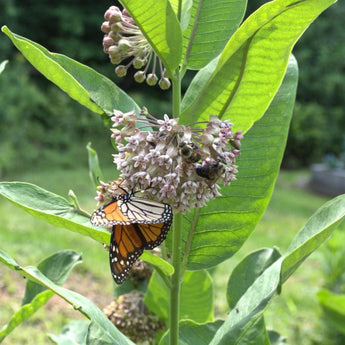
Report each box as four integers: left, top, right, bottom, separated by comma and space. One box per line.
91, 190, 173, 284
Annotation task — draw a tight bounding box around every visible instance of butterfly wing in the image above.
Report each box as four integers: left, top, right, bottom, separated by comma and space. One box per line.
91, 198, 132, 227
109, 218, 173, 284
120, 197, 172, 224
109, 223, 144, 284
91, 196, 172, 227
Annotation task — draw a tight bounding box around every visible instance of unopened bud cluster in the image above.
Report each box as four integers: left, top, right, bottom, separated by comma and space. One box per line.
103, 291, 164, 343
96, 109, 243, 213
101, 6, 171, 90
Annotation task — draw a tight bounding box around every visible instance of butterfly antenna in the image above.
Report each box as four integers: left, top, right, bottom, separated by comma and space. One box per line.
117, 184, 129, 195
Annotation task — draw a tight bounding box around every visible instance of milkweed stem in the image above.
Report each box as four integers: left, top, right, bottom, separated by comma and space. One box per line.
170, 212, 182, 345
169, 69, 182, 345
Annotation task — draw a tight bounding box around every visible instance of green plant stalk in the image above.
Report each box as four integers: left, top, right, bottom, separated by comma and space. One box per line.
170, 212, 183, 345
169, 71, 182, 345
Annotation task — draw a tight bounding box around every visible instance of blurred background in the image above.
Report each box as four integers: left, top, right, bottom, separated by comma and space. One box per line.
1, 1, 345, 344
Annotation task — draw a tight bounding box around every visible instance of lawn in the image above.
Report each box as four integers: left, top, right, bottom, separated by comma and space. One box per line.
0, 167, 337, 344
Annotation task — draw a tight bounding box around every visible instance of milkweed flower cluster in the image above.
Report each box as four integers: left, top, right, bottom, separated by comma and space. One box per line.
101, 6, 171, 89
103, 290, 164, 342
96, 109, 243, 213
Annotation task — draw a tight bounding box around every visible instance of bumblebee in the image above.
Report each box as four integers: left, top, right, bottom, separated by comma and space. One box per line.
178, 141, 201, 163
196, 159, 226, 181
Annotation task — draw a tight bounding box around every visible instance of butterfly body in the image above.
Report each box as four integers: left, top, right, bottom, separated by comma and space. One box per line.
91, 191, 173, 284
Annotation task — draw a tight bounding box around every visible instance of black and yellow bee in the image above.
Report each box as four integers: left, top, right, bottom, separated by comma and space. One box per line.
178, 141, 201, 163
196, 159, 226, 182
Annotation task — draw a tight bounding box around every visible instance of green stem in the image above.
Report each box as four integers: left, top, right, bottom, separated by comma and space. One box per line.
170, 72, 182, 345
170, 212, 183, 345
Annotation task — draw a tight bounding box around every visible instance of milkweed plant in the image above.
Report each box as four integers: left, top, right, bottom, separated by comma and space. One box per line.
1, 0, 345, 344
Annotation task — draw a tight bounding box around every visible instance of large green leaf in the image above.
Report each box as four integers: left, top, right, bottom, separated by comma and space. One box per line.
159, 320, 223, 345
120, 0, 182, 75
0, 250, 135, 345
227, 248, 281, 309
144, 270, 214, 324
0, 182, 109, 244
281, 194, 345, 283
208, 194, 345, 345
1, 26, 140, 117
0, 251, 82, 342
180, 0, 335, 131
182, 0, 247, 70
181, 56, 297, 270
23, 250, 82, 304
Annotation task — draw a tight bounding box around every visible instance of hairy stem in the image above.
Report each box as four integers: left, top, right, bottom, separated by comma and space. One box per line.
170, 72, 182, 345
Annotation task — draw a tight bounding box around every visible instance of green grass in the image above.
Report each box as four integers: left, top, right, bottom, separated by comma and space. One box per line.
0, 167, 339, 344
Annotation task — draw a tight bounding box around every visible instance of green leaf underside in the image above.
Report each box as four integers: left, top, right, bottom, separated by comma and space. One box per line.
48, 320, 90, 345
0, 250, 135, 345
1, 26, 140, 116
181, 0, 336, 132
159, 320, 224, 345
141, 251, 174, 276
227, 248, 281, 309
0, 182, 110, 244
183, 0, 247, 70
235, 317, 270, 345
180, 56, 297, 271
209, 194, 345, 345
0, 251, 82, 342
0, 290, 54, 342
23, 251, 82, 304
87, 143, 104, 189
144, 270, 214, 324
120, 0, 182, 75
281, 194, 345, 283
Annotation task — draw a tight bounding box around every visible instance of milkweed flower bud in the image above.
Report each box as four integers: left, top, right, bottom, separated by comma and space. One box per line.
115, 65, 127, 77
159, 77, 171, 90
146, 73, 158, 86
101, 5, 171, 89
134, 71, 146, 83
98, 109, 243, 213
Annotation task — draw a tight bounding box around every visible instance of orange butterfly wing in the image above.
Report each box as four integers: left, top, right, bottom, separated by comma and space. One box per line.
91, 199, 131, 227
91, 195, 172, 227
109, 219, 172, 284
90, 192, 173, 284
